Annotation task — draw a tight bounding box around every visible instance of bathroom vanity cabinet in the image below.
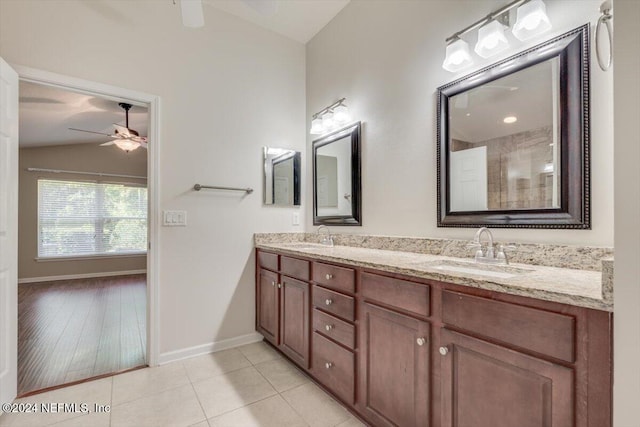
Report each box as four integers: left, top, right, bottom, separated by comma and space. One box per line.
255, 249, 612, 427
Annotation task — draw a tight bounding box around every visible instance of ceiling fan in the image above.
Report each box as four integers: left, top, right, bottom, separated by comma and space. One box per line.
69, 102, 148, 152
179, 0, 278, 28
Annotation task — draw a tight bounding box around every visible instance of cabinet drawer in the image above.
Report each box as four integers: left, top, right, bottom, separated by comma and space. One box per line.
312, 332, 355, 405
281, 256, 310, 281
313, 286, 355, 322
313, 309, 356, 349
258, 251, 278, 271
361, 272, 430, 318
442, 290, 575, 362
313, 262, 355, 293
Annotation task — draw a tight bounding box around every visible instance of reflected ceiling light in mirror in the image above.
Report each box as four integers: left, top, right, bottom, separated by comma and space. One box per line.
512, 0, 552, 41
442, 38, 474, 72
503, 116, 518, 124
475, 20, 509, 58
309, 98, 353, 135
442, 0, 552, 72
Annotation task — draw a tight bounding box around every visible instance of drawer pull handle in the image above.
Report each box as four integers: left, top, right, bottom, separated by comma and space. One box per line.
325, 299, 333, 306
277, 283, 282, 288
271, 281, 275, 287
439, 346, 449, 356
416, 337, 426, 346
325, 362, 333, 369
325, 274, 333, 280
325, 324, 334, 331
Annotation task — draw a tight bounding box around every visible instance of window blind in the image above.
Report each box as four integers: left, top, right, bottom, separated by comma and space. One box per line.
38, 179, 147, 258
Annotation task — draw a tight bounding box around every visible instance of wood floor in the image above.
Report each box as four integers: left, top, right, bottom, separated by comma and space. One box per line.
17, 275, 146, 396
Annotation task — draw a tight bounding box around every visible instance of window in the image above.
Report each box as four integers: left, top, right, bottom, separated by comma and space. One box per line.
38, 179, 147, 258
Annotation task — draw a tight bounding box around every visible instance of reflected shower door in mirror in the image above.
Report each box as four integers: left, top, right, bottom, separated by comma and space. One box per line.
449, 58, 561, 212
313, 122, 361, 225
438, 25, 590, 229
263, 147, 301, 206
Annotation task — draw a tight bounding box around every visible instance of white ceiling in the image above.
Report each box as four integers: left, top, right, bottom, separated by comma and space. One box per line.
205, 0, 350, 44
19, 81, 148, 148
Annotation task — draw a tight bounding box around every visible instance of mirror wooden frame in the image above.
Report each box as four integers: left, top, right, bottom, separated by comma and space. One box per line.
437, 24, 590, 229
313, 122, 362, 226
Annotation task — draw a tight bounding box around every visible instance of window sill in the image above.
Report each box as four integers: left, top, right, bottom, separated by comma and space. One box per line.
35, 253, 147, 262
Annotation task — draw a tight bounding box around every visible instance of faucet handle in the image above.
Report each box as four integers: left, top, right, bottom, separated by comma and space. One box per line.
496, 244, 516, 264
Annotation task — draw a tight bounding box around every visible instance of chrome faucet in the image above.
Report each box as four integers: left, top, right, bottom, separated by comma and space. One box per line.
470, 227, 513, 265
317, 225, 334, 247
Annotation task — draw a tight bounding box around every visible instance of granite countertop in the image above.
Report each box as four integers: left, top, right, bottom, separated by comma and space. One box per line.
256, 241, 613, 312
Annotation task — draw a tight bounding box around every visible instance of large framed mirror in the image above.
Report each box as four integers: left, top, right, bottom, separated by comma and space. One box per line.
263, 147, 301, 206
313, 122, 361, 225
437, 24, 589, 228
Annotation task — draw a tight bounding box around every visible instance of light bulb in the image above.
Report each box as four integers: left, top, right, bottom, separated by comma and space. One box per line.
322, 111, 335, 130
113, 139, 140, 152
310, 117, 324, 135
512, 0, 552, 41
333, 104, 351, 124
442, 38, 473, 72
475, 20, 509, 58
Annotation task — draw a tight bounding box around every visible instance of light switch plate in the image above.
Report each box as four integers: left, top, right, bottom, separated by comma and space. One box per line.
163, 210, 187, 226
292, 212, 300, 226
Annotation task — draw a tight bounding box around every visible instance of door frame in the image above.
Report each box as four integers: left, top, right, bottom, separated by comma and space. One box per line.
12, 64, 161, 368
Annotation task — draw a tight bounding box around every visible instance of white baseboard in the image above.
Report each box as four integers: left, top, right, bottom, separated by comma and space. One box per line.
18, 269, 147, 284
158, 332, 264, 365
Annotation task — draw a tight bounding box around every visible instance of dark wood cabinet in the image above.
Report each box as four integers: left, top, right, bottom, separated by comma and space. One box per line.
440, 328, 574, 427
280, 276, 309, 367
255, 249, 612, 427
256, 252, 310, 369
257, 268, 279, 344
359, 302, 430, 427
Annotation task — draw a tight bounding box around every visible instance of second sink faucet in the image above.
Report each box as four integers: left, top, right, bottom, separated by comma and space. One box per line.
470, 227, 513, 265
317, 225, 334, 247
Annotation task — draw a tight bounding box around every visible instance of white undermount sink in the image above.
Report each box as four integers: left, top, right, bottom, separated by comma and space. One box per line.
425, 260, 533, 279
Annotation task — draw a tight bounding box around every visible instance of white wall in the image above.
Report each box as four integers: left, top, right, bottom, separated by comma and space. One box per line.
0, 0, 306, 356
306, 0, 614, 246
613, 1, 640, 425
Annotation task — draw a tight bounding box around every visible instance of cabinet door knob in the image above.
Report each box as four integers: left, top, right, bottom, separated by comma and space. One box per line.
325, 273, 333, 280
439, 346, 449, 356
271, 281, 275, 287
325, 362, 333, 369
325, 299, 333, 306
416, 337, 426, 346
325, 324, 334, 331
277, 283, 282, 288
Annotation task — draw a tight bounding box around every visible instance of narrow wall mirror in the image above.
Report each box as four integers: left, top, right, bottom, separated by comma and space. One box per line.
263, 147, 301, 206
313, 122, 361, 225
437, 25, 589, 228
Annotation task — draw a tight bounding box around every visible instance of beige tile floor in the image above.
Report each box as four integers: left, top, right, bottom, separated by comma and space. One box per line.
0, 342, 365, 427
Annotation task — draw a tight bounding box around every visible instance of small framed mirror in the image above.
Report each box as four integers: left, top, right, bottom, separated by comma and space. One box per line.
437, 25, 589, 228
313, 122, 361, 225
263, 147, 301, 206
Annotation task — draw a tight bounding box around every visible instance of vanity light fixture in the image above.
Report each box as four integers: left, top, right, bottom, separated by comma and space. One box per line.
442, 0, 552, 72
309, 98, 352, 135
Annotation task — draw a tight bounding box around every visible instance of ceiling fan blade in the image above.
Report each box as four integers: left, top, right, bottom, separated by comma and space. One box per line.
100, 141, 116, 146
69, 128, 115, 137
138, 141, 149, 149
181, 0, 204, 27
243, 0, 278, 17
113, 124, 133, 138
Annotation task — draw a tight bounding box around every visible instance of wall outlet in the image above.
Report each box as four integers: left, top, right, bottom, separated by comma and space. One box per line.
292, 212, 300, 226
163, 210, 187, 226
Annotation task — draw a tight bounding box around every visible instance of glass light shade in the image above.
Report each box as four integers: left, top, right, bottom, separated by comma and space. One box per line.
512, 0, 552, 41
322, 111, 335, 130
442, 38, 474, 72
310, 117, 324, 135
333, 104, 351, 124
475, 20, 509, 58
113, 139, 140, 152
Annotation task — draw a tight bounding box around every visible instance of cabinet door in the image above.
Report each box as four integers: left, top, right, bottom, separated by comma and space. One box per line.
359, 303, 430, 427
257, 268, 279, 345
280, 276, 309, 369
440, 329, 573, 427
